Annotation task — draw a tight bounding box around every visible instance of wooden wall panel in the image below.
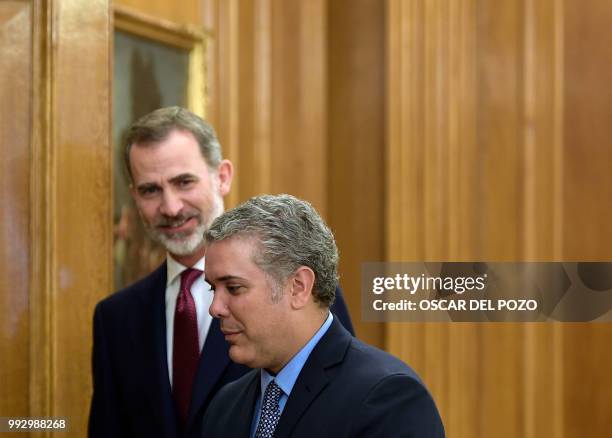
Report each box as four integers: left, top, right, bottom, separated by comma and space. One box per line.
388, 0, 611, 437
387, 1, 487, 431
236, 0, 257, 201
205, 0, 328, 213
52, 0, 112, 432
522, 2, 565, 437
104, 0, 612, 435
475, 2, 526, 435
327, 0, 385, 347
204, 0, 385, 346
563, 0, 612, 259
268, 0, 328, 214
214, 0, 241, 208
562, 0, 612, 435
1, 1, 112, 436
0, 0, 32, 418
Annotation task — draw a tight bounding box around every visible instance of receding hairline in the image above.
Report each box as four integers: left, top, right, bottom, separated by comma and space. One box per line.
126, 128, 220, 180
124, 107, 223, 181
129, 127, 201, 149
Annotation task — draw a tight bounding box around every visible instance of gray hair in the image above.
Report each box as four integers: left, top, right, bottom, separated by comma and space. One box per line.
124, 106, 222, 180
205, 194, 338, 307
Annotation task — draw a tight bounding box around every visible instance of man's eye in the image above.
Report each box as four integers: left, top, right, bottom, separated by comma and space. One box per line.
177, 179, 195, 188
139, 186, 159, 197
227, 285, 242, 294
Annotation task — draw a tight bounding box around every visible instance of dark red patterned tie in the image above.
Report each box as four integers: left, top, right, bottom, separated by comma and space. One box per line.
173, 268, 202, 427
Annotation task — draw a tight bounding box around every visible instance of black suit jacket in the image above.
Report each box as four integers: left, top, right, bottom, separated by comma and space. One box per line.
202, 318, 444, 438
88, 263, 354, 438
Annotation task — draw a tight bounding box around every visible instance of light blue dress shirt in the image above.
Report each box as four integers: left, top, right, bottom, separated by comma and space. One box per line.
250, 312, 334, 437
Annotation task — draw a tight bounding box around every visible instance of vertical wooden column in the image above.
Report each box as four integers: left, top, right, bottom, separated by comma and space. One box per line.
50, 1, 112, 433
1, 0, 111, 435
561, 0, 612, 434
521, 1, 565, 436
327, 0, 385, 347
0, 0, 34, 420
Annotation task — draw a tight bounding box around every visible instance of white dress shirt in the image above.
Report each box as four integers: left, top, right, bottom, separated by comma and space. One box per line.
165, 255, 214, 386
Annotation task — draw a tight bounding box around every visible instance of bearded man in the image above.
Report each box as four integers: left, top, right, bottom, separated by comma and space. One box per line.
88, 107, 354, 438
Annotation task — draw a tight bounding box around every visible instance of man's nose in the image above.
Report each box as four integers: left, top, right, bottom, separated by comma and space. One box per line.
159, 190, 183, 217
209, 290, 229, 319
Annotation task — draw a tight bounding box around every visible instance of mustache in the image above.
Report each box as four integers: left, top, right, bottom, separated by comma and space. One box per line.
154, 213, 200, 228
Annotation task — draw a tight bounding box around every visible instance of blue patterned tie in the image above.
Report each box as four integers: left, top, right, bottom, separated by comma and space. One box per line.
255, 380, 283, 438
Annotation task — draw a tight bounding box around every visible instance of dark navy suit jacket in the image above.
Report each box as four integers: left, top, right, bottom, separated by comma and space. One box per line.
88, 263, 354, 438
202, 318, 444, 438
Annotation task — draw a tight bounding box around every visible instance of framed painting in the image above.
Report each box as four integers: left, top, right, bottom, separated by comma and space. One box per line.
112, 5, 208, 289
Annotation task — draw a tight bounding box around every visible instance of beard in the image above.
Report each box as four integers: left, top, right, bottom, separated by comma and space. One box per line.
152, 219, 207, 256
144, 192, 224, 257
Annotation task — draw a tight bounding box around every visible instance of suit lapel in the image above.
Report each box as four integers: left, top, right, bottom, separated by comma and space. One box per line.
274, 319, 352, 438
234, 372, 261, 436
135, 263, 179, 437
185, 317, 231, 428
274, 361, 329, 438
204, 369, 259, 437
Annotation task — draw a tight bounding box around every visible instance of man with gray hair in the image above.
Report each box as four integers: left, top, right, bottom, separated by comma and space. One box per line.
202, 194, 444, 437
89, 108, 353, 438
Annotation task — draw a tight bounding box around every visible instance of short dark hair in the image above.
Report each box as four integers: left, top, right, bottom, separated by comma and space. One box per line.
205, 194, 339, 307
124, 106, 222, 180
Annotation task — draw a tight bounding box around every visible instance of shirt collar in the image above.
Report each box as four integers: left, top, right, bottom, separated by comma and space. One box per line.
260, 312, 334, 398
166, 253, 206, 287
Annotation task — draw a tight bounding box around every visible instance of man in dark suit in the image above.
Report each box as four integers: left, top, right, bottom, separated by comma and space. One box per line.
88, 107, 353, 438
202, 194, 444, 438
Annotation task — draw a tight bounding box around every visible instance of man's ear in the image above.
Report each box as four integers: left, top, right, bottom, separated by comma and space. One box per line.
216, 159, 233, 196
288, 266, 315, 310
